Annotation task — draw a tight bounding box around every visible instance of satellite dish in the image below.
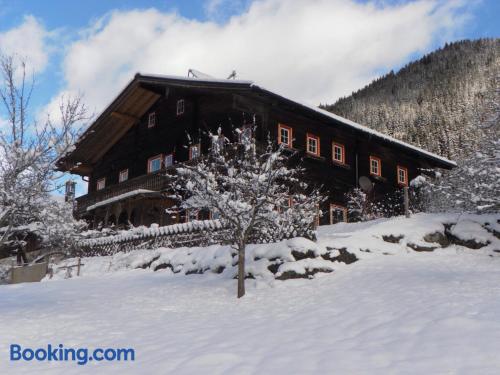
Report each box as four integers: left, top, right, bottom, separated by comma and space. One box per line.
359, 176, 373, 193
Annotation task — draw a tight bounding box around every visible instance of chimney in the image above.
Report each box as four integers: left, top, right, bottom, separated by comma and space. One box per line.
65, 180, 76, 202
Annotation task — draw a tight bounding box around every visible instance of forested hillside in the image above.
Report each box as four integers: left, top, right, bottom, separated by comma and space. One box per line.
322, 39, 499, 159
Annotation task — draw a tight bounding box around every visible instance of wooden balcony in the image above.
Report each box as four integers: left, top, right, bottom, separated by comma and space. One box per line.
75, 171, 171, 216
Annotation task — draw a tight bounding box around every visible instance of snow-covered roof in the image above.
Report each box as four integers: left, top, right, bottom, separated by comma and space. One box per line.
137, 73, 456, 168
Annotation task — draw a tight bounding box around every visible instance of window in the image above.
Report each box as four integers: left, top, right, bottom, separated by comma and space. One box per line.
119, 169, 129, 183
278, 124, 292, 148
397, 165, 408, 186
332, 142, 345, 164
306, 133, 320, 156
370, 156, 382, 177
185, 209, 199, 223
148, 154, 163, 173
189, 144, 200, 160
176, 99, 185, 116
96, 178, 106, 191
148, 112, 156, 128
330, 204, 347, 224
165, 154, 174, 168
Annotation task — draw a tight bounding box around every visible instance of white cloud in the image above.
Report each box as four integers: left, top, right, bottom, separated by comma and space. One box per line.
0, 15, 50, 74
54, 0, 471, 114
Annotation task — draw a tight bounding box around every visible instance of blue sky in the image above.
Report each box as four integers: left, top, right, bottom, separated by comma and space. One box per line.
0, 0, 498, 195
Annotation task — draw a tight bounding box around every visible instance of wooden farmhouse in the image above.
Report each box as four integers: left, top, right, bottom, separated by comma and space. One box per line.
56, 73, 455, 228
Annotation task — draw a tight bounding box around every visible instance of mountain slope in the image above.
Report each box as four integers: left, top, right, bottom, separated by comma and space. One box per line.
322, 39, 499, 159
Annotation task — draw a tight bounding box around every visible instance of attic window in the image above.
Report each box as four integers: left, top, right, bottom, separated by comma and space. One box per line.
397, 165, 408, 186
96, 178, 106, 191
278, 124, 292, 147
330, 204, 347, 224
176, 99, 185, 116
306, 133, 320, 156
148, 112, 156, 128
189, 144, 200, 160
332, 142, 345, 164
148, 154, 163, 173
119, 169, 129, 183
370, 156, 382, 177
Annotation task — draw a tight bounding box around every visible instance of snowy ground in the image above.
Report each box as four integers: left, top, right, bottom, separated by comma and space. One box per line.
1, 214, 500, 374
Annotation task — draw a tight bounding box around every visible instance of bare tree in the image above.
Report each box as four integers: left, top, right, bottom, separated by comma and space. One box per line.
171, 127, 323, 298
0, 54, 88, 260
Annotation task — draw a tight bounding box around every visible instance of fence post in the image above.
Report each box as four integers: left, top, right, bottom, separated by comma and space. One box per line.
404, 187, 410, 218
76, 257, 81, 277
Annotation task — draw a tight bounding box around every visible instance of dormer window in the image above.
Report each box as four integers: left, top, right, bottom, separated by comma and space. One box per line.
189, 144, 200, 160
397, 165, 408, 186
148, 112, 156, 128
278, 124, 292, 148
148, 154, 163, 173
370, 156, 382, 177
332, 142, 345, 164
176, 99, 185, 116
119, 169, 129, 183
96, 178, 106, 191
306, 133, 320, 157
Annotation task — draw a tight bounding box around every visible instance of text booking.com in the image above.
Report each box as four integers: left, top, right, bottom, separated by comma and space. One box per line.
10, 344, 135, 366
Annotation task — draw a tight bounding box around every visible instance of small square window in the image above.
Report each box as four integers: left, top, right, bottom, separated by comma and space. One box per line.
119, 169, 128, 183
397, 165, 408, 186
189, 144, 200, 160
176, 99, 185, 116
96, 178, 106, 191
332, 142, 345, 164
370, 156, 381, 177
307, 134, 320, 156
165, 154, 174, 168
148, 155, 163, 173
148, 112, 156, 128
278, 124, 292, 147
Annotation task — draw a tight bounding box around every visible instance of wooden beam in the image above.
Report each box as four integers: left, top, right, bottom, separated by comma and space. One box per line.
110, 111, 140, 123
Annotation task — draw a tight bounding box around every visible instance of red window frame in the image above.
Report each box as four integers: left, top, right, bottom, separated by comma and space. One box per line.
397, 165, 408, 186
96, 177, 106, 191
118, 169, 129, 183
329, 204, 347, 224
306, 133, 320, 156
370, 156, 382, 177
332, 142, 345, 164
278, 123, 293, 147
147, 154, 163, 173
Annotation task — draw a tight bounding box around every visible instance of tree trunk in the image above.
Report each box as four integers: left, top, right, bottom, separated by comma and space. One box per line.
237, 242, 245, 298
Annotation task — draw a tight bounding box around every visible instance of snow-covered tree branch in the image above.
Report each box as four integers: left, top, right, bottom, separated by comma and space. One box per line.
170, 126, 323, 298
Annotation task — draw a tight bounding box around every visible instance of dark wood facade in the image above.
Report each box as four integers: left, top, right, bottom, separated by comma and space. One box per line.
57, 74, 455, 228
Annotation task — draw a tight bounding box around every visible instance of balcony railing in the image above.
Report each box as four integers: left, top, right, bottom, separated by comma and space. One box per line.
75, 171, 171, 215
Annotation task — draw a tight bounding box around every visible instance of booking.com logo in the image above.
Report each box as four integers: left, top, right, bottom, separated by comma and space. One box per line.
10, 344, 135, 365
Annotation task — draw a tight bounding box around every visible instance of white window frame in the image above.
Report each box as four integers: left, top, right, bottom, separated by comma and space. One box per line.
148, 154, 163, 173
370, 156, 382, 177
397, 165, 408, 186
176, 99, 185, 116
119, 169, 129, 183
332, 142, 345, 164
307, 133, 320, 156
278, 124, 292, 148
96, 177, 106, 191
148, 112, 156, 128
